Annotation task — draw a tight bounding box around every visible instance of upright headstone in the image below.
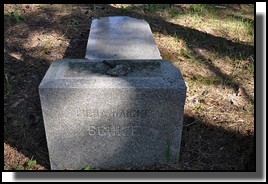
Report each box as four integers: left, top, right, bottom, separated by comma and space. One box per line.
39, 59, 187, 170
85, 16, 162, 60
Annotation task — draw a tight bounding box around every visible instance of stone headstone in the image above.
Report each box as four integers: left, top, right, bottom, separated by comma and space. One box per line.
85, 16, 162, 60
39, 59, 186, 170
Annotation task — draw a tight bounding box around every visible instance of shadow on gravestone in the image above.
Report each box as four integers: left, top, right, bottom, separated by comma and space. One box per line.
39, 59, 186, 170
85, 16, 162, 60
46, 16, 181, 170
3, 6, 256, 172
64, 16, 162, 60
37, 14, 253, 171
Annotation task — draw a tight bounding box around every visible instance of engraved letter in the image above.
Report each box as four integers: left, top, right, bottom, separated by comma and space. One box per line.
116, 126, 121, 136
126, 110, 130, 117
112, 110, 118, 117
129, 110, 136, 117
100, 110, 107, 118
120, 110, 126, 117
141, 110, 148, 118
88, 125, 96, 135
131, 126, 140, 136
109, 125, 120, 136
98, 126, 107, 136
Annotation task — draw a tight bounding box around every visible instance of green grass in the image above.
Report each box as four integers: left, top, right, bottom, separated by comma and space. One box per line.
249, 63, 254, 74
232, 16, 255, 38
4, 72, 13, 96
165, 140, 171, 163
70, 18, 79, 25
249, 97, 254, 105
189, 4, 217, 17
221, 77, 234, 86
190, 4, 205, 13
193, 75, 233, 87
185, 4, 254, 43
192, 59, 203, 65
145, 4, 158, 12
199, 98, 205, 103
43, 38, 53, 48
195, 76, 222, 86
5, 7, 25, 22
120, 6, 131, 14
225, 15, 254, 42
14, 159, 37, 170
228, 15, 254, 27
173, 31, 182, 41
193, 105, 205, 112
179, 48, 193, 59
15, 166, 23, 170
168, 6, 181, 18
25, 159, 37, 170
82, 165, 92, 170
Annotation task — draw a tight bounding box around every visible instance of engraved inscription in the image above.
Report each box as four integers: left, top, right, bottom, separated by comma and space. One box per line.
88, 125, 140, 136
76, 109, 148, 118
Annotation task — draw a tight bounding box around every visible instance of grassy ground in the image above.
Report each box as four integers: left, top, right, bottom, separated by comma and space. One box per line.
4, 4, 255, 170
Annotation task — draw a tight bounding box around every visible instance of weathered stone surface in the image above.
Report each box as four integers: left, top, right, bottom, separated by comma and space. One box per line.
85, 16, 162, 60
39, 59, 186, 170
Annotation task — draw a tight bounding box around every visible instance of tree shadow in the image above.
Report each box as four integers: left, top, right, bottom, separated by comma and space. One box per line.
61, 5, 254, 171
181, 114, 254, 170
4, 50, 50, 169
101, 5, 254, 103
4, 4, 255, 171
107, 5, 253, 57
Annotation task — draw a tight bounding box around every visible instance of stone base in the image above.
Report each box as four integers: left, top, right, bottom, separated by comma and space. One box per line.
39, 59, 186, 170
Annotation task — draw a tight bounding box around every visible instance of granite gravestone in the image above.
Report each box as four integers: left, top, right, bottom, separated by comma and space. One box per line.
39, 59, 186, 170
39, 16, 187, 170
85, 16, 162, 60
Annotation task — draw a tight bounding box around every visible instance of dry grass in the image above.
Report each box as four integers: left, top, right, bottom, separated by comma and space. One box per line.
4, 4, 254, 170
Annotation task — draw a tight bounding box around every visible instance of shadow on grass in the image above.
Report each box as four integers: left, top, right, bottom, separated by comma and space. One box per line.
4, 4, 256, 171
3, 49, 254, 171
4, 51, 50, 169
4, 106, 255, 171
3, 50, 254, 170
4, 4, 94, 170
95, 5, 255, 104
113, 4, 253, 57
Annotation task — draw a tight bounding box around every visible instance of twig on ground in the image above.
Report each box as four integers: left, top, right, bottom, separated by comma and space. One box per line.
184, 118, 200, 127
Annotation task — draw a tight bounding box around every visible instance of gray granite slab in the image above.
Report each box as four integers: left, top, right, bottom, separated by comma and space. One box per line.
39, 59, 186, 170
85, 16, 162, 60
